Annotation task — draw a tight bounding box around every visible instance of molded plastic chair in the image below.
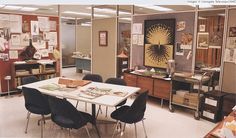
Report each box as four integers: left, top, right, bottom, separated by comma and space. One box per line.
48, 96, 100, 137
22, 76, 50, 138
111, 91, 148, 138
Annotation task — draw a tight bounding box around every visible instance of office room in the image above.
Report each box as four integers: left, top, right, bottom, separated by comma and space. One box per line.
0, 2, 235, 138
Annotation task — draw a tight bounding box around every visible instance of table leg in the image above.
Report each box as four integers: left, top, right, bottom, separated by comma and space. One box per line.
92, 104, 96, 119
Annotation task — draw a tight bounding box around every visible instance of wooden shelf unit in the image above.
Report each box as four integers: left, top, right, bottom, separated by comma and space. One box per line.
11, 61, 57, 89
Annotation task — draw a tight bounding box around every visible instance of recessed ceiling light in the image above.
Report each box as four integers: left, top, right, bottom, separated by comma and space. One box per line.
21, 7, 38, 11
87, 7, 130, 15
3, 5, 22, 10
136, 5, 173, 11
81, 23, 91, 26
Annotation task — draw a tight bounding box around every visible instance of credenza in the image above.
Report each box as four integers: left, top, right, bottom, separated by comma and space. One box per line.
123, 72, 171, 106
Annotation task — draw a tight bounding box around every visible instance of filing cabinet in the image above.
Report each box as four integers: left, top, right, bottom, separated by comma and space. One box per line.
201, 90, 227, 123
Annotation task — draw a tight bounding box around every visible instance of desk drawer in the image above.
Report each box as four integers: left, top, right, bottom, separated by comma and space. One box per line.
137, 76, 153, 96
124, 73, 137, 87
153, 79, 170, 100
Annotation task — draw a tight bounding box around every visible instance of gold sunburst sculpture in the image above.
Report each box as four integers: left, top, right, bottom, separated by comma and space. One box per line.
144, 21, 174, 68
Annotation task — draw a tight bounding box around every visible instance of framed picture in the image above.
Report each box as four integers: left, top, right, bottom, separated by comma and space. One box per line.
144, 19, 175, 68
99, 31, 108, 46
197, 32, 209, 49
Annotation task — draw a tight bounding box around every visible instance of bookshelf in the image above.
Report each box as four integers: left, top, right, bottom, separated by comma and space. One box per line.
11, 60, 57, 89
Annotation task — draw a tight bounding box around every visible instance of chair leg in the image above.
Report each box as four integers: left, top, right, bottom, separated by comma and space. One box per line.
121, 123, 126, 136
85, 102, 87, 112
84, 126, 91, 138
41, 115, 44, 138
25, 112, 31, 133
75, 101, 79, 108
105, 106, 108, 117
112, 121, 120, 138
96, 105, 102, 119
134, 123, 137, 138
93, 124, 101, 138
68, 128, 71, 137
142, 119, 148, 138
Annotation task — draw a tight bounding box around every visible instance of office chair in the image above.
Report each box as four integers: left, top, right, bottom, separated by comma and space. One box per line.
22, 86, 51, 138
98, 78, 127, 118
111, 91, 148, 138
48, 96, 100, 137
76, 74, 103, 112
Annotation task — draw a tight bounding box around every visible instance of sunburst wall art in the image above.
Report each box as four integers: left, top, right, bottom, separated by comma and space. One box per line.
144, 19, 175, 68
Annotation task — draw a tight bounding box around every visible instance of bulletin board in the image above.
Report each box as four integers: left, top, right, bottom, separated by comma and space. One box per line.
0, 13, 60, 93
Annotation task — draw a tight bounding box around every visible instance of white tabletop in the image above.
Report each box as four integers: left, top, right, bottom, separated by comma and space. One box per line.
20, 77, 140, 107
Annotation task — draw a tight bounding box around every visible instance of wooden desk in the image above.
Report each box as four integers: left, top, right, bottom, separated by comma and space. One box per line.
20, 77, 140, 119
204, 111, 236, 138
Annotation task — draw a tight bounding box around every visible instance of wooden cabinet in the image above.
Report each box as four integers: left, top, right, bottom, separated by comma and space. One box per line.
137, 76, 154, 96
154, 79, 171, 100
124, 72, 171, 100
123, 73, 137, 87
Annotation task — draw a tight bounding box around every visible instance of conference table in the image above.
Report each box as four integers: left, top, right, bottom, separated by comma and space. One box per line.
20, 77, 141, 119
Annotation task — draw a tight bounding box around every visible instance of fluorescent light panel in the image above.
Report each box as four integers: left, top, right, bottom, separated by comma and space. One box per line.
189, 4, 212, 8
61, 16, 76, 20
3, 5, 22, 10
63, 11, 109, 17
137, 5, 173, 11
21, 7, 38, 11
0, 5, 5, 8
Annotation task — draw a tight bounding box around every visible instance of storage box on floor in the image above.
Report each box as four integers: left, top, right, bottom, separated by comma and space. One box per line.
201, 91, 227, 123
172, 90, 200, 108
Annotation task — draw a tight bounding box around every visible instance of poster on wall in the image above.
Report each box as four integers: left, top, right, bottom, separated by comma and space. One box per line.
48, 32, 57, 45
229, 27, 236, 37
199, 25, 206, 32
180, 32, 192, 49
38, 16, 50, 32
22, 21, 30, 33
176, 21, 185, 31
176, 42, 184, 56
39, 49, 49, 57
31, 21, 39, 35
32, 35, 45, 49
197, 32, 209, 49
209, 32, 223, 47
224, 48, 236, 63
0, 14, 9, 28
9, 15, 22, 33
50, 21, 57, 31
132, 35, 138, 44
137, 35, 144, 45
20, 33, 30, 46
9, 50, 18, 59
11, 34, 21, 46
144, 19, 175, 68
132, 23, 142, 34
227, 37, 236, 48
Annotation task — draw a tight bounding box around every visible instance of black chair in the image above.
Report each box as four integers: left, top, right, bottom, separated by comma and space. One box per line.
82, 74, 103, 82
48, 96, 100, 137
22, 76, 50, 138
111, 91, 148, 138
75, 74, 103, 111
100, 78, 127, 117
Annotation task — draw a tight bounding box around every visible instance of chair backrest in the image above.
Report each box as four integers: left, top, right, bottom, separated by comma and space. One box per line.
22, 76, 39, 85
82, 74, 103, 82
105, 78, 127, 86
22, 87, 50, 114
130, 91, 148, 114
48, 96, 87, 127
